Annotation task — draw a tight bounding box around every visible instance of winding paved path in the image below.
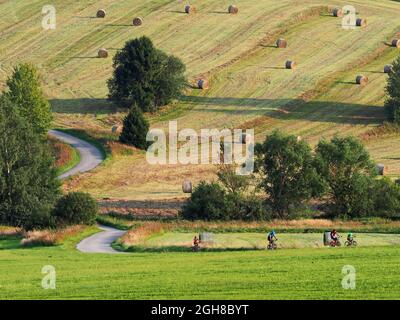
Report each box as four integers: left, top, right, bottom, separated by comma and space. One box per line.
48, 129, 104, 179
77, 225, 127, 254
49, 131, 125, 253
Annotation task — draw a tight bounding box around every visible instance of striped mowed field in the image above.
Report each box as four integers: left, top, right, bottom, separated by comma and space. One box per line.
1, 0, 400, 199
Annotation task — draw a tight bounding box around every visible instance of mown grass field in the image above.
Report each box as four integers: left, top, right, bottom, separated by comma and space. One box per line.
132, 232, 400, 251
1, 0, 400, 199
0, 229, 400, 299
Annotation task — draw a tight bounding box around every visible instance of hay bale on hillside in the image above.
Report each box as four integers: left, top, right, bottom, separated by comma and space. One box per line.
228, 5, 238, 14
356, 18, 367, 27
356, 75, 368, 86
392, 39, 400, 48
97, 9, 106, 18
384, 65, 393, 74
285, 60, 296, 70
185, 5, 196, 14
182, 181, 193, 193
98, 48, 109, 58
133, 17, 143, 26
376, 164, 388, 176
198, 79, 209, 90
332, 8, 343, 17
276, 38, 287, 48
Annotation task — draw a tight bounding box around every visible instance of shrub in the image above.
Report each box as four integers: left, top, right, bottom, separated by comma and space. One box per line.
119, 105, 149, 149
53, 192, 98, 226
255, 130, 323, 218
181, 181, 231, 220
314, 135, 376, 218
108, 36, 186, 112
373, 178, 400, 218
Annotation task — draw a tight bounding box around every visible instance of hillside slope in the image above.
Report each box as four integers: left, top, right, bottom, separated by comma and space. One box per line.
1, 0, 400, 199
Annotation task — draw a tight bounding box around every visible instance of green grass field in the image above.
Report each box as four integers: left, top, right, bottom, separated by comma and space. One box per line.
137, 232, 400, 251
2, 0, 400, 199
0, 229, 400, 299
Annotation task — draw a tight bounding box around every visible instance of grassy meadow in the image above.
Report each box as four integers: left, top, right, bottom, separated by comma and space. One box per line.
1, 0, 400, 199
0, 228, 399, 299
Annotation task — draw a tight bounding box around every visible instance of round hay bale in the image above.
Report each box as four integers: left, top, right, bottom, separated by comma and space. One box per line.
356, 18, 367, 27
228, 5, 238, 14
285, 60, 296, 70
356, 75, 368, 86
276, 38, 287, 48
98, 48, 109, 58
391, 39, 400, 48
97, 9, 106, 18
198, 79, 209, 90
185, 5, 196, 14
376, 164, 387, 176
182, 181, 192, 194
332, 8, 343, 17
384, 64, 393, 74
133, 17, 143, 26
111, 125, 122, 134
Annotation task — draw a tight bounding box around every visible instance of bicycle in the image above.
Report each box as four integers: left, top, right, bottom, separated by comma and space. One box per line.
345, 237, 357, 247
267, 239, 278, 250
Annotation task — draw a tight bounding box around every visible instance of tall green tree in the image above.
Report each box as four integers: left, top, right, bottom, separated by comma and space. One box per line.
5, 63, 52, 137
0, 96, 60, 230
108, 36, 186, 112
314, 135, 376, 218
119, 105, 150, 149
385, 56, 400, 123
255, 131, 323, 218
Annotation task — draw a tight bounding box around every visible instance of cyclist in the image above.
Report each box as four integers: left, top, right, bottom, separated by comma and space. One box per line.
192, 236, 200, 252
330, 229, 340, 245
267, 230, 278, 246
347, 232, 354, 244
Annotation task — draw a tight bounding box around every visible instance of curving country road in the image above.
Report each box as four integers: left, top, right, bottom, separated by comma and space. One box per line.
49, 129, 104, 179
77, 225, 128, 254
49, 130, 124, 253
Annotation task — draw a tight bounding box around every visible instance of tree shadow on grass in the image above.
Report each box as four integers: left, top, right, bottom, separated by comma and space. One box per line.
166, 10, 186, 14
259, 44, 279, 48
208, 11, 230, 14
178, 95, 385, 126
73, 16, 97, 19
103, 24, 132, 27
50, 98, 117, 115
70, 56, 98, 59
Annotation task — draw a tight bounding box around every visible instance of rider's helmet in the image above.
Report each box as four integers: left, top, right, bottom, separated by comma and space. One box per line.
332, 229, 336, 233
271, 230, 276, 236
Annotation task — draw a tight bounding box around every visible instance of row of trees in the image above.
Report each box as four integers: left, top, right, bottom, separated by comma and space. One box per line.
183, 131, 400, 220
0, 64, 97, 230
